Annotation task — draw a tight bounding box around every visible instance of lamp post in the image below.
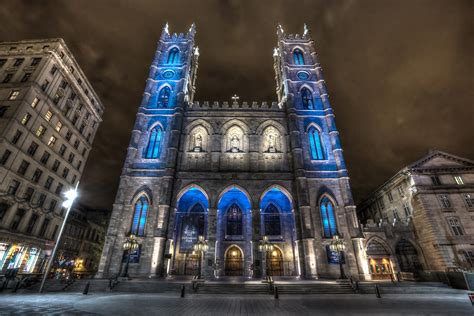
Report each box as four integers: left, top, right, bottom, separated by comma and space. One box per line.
258, 236, 274, 278
329, 235, 347, 279
39, 183, 78, 293
122, 234, 139, 278
193, 235, 208, 279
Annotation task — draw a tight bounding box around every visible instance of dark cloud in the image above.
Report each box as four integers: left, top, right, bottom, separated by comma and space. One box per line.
0, 0, 472, 208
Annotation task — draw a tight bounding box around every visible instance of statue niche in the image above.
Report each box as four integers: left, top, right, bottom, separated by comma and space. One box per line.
188, 126, 207, 152
263, 126, 280, 153
226, 126, 244, 153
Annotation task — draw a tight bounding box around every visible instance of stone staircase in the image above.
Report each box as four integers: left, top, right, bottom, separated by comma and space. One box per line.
274, 280, 354, 294
195, 282, 271, 295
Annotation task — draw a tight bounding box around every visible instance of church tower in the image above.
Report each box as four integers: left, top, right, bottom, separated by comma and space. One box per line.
273, 25, 364, 278
97, 24, 199, 277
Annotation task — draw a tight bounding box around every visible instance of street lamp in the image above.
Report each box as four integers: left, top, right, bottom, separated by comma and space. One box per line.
122, 234, 139, 278
329, 235, 347, 279
39, 183, 79, 293
193, 235, 208, 279
258, 236, 274, 278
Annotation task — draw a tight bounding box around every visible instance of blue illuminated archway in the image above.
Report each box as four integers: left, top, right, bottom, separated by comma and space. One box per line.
218, 186, 251, 237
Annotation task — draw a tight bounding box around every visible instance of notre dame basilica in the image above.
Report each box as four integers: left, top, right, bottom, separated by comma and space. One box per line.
97, 23, 368, 280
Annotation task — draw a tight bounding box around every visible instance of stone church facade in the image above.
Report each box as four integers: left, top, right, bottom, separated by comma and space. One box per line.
97, 24, 367, 280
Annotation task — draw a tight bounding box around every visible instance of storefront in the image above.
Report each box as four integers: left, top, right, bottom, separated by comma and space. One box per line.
0, 242, 43, 274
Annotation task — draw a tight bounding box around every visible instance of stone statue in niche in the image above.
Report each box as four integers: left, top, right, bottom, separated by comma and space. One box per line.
230, 135, 240, 152
193, 134, 202, 152
264, 126, 280, 153
267, 134, 276, 153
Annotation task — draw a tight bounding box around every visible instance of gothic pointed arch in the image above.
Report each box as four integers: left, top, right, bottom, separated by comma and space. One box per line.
167, 47, 180, 64
307, 124, 325, 160
187, 125, 208, 152
157, 85, 171, 108
144, 124, 164, 159
301, 87, 314, 109
293, 48, 305, 65
262, 202, 281, 236
130, 194, 149, 237
226, 203, 243, 236
319, 194, 337, 238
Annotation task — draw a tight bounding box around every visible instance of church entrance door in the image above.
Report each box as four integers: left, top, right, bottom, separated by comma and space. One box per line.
267, 247, 284, 276
224, 246, 244, 276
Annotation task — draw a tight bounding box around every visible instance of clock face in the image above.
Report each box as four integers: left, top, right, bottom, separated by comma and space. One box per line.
162, 70, 174, 79
297, 71, 310, 80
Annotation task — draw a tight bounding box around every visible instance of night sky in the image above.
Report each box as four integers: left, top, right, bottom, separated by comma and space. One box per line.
0, 0, 472, 209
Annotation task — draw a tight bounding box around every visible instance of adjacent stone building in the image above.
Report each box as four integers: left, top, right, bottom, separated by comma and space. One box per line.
98, 24, 366, 280
0, 39, 104, 274
358, 150, 474, 280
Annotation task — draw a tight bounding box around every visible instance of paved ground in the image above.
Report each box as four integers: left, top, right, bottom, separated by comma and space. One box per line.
0, 292, 472, 315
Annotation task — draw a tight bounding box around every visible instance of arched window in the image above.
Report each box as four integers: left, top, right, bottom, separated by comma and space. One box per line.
320, 197, 337, 237
180, 203, 206, 251
226, 203, 243, 236
308, 127, 325, 160
131, 196, 149, 236
293, 49, 304, 65
144, 126, 163, 159
263, 203, 281, 236
167, 47, 180, 64
157, 86, 171, 108
301, 87, 314, 109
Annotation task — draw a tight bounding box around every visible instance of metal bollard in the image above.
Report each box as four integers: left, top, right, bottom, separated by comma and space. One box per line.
83, 282, 90, 295
181, 284, 185, 298
274, 286, 279, 299
375, 284, 381, 298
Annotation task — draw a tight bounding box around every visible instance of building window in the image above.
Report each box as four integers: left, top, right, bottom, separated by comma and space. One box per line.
60, 80, 68, 89
55, 121, 63, 132
12, 130, 22, 144
31, 97, 39, 108
31, 168, 43, 183
308, 126, 325, 160
27, 142, 38, 156
73, 140, 79, 149
35, 125, 46, 137
37, 194, 46, 208
49, 200, 57, 212
397, 186, 405, 196
44, 110, 53, 122
403, 202, 411, 217
430, 176, 441, 185
50, 65, 58, 75
439, 195, 451, 208
0, 59, 6, 68
65, 131, 72, 141
8, 90, 20, 100
301, 87, 314, 109
17, 160, 30, 175
13, 58, 24, 67
226, 203, 243, 236
144, 126, 163, 159
157, 86, 171, 108
21, 73, 31, 82
0, 150, 12, 165
10, 209, 25, 230
62, 167, 69, 179
79, 123, 86, 134
447, 217, 463, 236
31, 58, 41, 66
392, 209, 400, 222
41, 80, 49, 91
320, 197, 337, 238
464, 194, 474, 208
131, 196, 149, 236
23, 187, 34, 202
26, 213, 38, 233
72, 114, 79, 125
38, 218, 50, 237
39, 152, 50, 165
454, 176, 464, 185
59, 144, 66, 156
0, 106, 8, 117
48, 136, 57, 147
21, 113, 32, 125
463, 250, 474, 268
55, 183, 63, 195
3, 73, 13, 83
71, 175, 76, 184
263, 203, 281, 236
52, 160, 60, 172
167, 47, 180, 64
387, 191, 393, 202
77, 160, 82, 170
7, 179, 20, 195
44, 176, 53, 190
68, 153, 75, 163
293, 49, 305, 65
52, 94, 61, 105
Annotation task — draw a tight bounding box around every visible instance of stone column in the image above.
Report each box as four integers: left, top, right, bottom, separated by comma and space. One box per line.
251, 208, 262, 278
204, 207, 217, 278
